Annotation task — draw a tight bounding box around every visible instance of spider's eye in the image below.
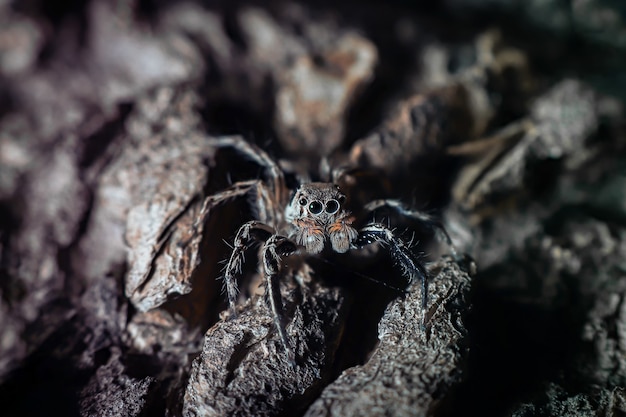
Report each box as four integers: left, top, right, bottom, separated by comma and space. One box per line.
308, 201, 323, 215
325, 199, 340, 214
299, 198, 307, 206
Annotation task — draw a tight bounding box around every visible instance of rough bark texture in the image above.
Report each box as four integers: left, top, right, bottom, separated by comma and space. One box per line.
304, 259, 472, 417
182, 278, 348, 417
1, 1, 626, 417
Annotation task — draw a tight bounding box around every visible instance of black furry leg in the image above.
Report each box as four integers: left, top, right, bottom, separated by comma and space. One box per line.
363, 199, 458, 259
356, 223, 430, 329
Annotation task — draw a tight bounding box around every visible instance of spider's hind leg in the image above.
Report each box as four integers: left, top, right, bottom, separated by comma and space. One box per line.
356, 223, 430, 329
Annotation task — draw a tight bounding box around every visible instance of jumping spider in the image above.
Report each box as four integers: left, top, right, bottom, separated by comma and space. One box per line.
207, 136, 456, 365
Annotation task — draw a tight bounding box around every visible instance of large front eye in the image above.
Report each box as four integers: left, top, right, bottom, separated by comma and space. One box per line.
308, 201, 323, 215
325, 199, 340, 214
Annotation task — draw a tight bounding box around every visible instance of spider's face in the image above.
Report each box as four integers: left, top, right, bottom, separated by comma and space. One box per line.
285, 182, 357, 254
286, 183, 345, 223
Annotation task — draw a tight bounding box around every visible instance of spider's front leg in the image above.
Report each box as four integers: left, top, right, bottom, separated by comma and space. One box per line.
364, 199, 458, 259
223, 221, 299, 364
262, 235, 298, 365
355, 223, 430, 329
223, 221, 275, 316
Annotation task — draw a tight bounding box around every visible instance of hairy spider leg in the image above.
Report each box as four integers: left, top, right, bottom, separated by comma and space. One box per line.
198, 179, 257, 215
180, 177, 280, 249
223, 221, 275, 315
223, 221, 299, 365
355, 223, 430, 329
363, 199, 458, 259
262, 235, 298, 366
178, 179, 259, 249
202, 177, 279, 226
211, 136, 289, 213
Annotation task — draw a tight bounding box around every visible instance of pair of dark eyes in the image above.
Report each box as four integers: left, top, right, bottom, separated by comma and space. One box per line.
298, 198, 341, 215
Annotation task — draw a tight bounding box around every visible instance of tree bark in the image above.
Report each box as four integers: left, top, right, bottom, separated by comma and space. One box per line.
1, 1, 625, 416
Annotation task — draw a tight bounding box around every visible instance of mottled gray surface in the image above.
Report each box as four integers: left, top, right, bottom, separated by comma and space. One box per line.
182, 279, 347, 417
305, 259, 472, 417
79, 348, 157, 417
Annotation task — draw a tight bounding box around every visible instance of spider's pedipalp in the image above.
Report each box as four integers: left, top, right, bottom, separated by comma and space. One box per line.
356, 223, 430, 328
327, 211, 358, 253
291, 219, 326, 254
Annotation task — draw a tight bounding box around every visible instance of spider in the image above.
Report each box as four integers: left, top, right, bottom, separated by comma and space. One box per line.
206, 135, 457, 365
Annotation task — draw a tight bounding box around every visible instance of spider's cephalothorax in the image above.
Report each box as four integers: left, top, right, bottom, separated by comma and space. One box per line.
208, 136, 455, 366
285, 183, 358, 254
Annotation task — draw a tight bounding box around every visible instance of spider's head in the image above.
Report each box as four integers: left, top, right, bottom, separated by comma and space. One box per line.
287, 183, 346, 223
286, 182, 357, 254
